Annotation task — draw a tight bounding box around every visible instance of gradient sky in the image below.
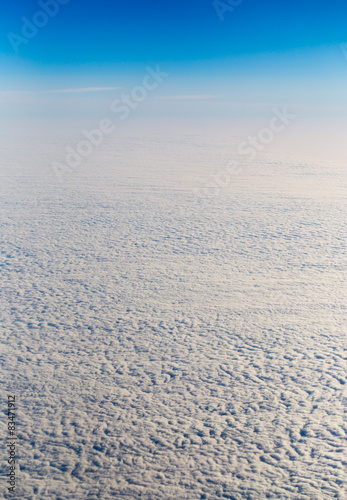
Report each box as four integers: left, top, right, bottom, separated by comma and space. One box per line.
0, 0, 346, 132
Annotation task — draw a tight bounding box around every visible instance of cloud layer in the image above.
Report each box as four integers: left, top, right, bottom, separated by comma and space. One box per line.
0, 134, 345, 499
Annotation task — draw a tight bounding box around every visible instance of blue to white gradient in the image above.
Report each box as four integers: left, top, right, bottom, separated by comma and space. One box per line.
1, 0, 346, 130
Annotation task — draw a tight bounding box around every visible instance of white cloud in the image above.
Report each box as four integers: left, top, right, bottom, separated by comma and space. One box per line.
1, 134, 345, 499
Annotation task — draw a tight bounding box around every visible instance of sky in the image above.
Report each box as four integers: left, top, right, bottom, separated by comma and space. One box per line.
0, 0, 346, 148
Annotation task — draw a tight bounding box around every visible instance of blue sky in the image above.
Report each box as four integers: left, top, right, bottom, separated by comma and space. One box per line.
1, 0, 346, 65
0, 0, 346, 128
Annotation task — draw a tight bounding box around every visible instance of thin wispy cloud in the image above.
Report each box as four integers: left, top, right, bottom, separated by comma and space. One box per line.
0, 87, 121, 95
0, 90, 34, 95
158, 94, 222, 101
45, 87, 121, 94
